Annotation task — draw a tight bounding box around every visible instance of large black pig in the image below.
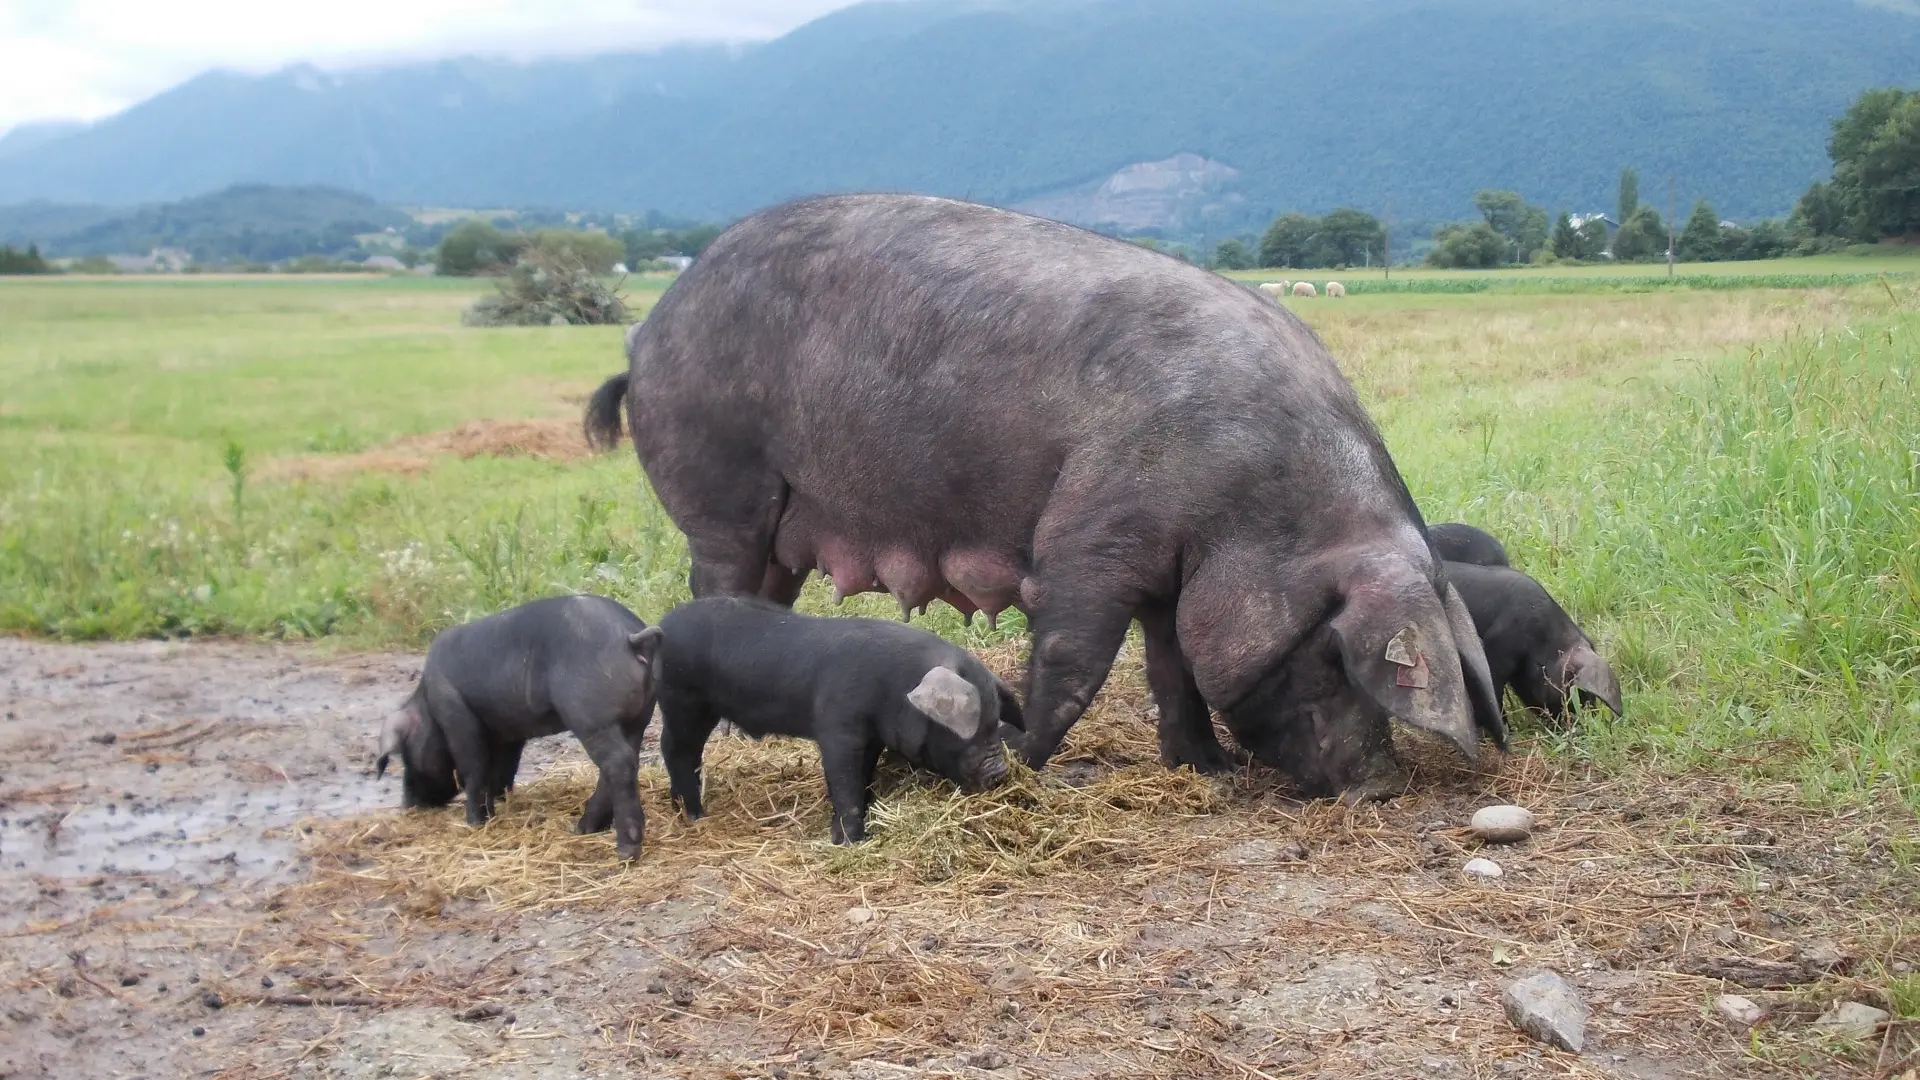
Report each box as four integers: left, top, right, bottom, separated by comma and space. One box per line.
585, 193, 1506, 801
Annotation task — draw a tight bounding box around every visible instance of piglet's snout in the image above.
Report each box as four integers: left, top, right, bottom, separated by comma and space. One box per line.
971, 750, 1010, 791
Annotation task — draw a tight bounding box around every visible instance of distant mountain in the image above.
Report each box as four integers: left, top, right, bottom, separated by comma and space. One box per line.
3, 0, 1917, 236
0, 185, 413, 263
0, 121, 90, 161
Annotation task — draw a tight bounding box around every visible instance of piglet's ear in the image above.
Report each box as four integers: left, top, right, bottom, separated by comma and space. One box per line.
375, 706, 418, 777
1565, 643, 1623, 717
1328, 557, 1480, 762
907, 666, 983, 739
1442, 581, 1508, 748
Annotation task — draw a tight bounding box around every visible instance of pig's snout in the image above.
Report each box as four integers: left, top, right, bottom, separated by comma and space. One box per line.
968, 749, 1010, 791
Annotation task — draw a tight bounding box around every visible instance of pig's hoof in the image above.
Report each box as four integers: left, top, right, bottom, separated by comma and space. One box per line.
1161, 741, 1246, 776
1336, 770, 1410, 805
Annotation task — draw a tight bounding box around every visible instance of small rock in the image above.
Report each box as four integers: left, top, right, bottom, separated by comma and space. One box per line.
1471, 805, 1534, 844
967, 1048, 1009, 1069
201, 991, 224, 1010
456, 1004, 506, 1022
669, 986, 696, 1007
1811, 1001, 1887, 1040
89, 732, 117, 745
54, 974, 79, 998
846, 905, 875, 925
119, 975, 141, 988
1502, 970, 1587, 1053
645, 979, 666, 994
191, 1026, 205, 1037
259, 976, 273, 989
1715, 994, 1765, 1027
1464, 858, 1504, 879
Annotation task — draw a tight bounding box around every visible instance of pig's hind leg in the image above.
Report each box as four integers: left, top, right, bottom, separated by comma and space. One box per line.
423, 687, 497, 826
659, 695, 721, 820
486, 737, 526, 801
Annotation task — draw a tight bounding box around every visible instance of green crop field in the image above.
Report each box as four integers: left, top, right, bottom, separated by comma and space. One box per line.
1, 270, 1916, 816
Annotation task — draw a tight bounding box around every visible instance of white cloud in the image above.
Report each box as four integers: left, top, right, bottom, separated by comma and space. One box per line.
0, 0, 863, 134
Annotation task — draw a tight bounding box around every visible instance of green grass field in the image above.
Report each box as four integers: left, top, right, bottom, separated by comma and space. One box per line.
1, 269, 1915, 812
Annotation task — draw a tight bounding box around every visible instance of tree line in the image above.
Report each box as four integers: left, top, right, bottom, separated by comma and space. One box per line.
434, 219, 726, 276
0, 243, 51, 274
1216, 85, 1917, 271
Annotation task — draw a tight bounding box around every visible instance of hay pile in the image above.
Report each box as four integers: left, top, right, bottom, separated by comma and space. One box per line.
462, 248, 630, 327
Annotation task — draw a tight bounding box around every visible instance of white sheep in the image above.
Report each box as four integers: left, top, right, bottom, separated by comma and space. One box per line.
1291, 281, 1317, 298
1257, 282, 1284, 298
1325, 281, 1346, 298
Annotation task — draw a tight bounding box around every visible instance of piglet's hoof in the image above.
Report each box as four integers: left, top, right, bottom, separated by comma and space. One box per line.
1336, 768, 1411, 806
614, 824, 644, 862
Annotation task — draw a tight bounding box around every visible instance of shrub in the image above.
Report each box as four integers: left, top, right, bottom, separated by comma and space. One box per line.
462, 248, 630, 327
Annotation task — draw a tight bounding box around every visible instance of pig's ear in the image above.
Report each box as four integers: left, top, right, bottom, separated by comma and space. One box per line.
1564, 642, 1623, 716
375, 706, 419, 777
907, 666, 982, 739
1442, 581, 1508, 748
628, 625, 665, 664
990, 673, 1026, 731
1327, 560, 1481, 761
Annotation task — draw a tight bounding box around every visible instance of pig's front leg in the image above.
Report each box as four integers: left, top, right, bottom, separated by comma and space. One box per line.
486, 737, 526, 800
820, 734, 881, 845
1139, 607, 1241, 774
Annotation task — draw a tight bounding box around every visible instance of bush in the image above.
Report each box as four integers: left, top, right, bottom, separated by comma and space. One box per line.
462, 248, 630, 327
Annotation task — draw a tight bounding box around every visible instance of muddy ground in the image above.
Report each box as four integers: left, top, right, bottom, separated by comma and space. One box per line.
1, 637, 1914, 1079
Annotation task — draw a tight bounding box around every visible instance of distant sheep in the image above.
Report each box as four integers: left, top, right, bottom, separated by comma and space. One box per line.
1325, 281, 1346, 298
1257, 282, 1285, 298
1291, 281, 1317, 297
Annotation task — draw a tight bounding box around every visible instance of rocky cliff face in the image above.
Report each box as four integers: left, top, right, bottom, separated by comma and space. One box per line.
1015, 153, 1245, 233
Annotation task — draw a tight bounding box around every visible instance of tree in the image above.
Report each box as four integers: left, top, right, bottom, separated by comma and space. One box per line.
1424, 222, 1507, 268
1549, 212, 1582, 259
1472, 189, 1549, 262
1612, 205, 1667, 260
1259, 212, 1318, 268
436, 219, 524, 276
1828, 87, 1920, 240
1316, 207, 1385, 266
1211, 238, 1255, 270
0, 243, 52, 274
529, 229, 626, 273
1576, 217, 1610, 258
1791, 180, 1847, 238
1734, 218, 1792, 260
1677, 199, 1725, 262
1617, 168, 1640, 228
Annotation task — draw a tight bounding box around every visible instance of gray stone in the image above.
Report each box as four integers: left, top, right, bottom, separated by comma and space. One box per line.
1715, 994, 1765, 1027
1811, 1001, 1887, 1040
1471, 805, 1535, 843
1502, 970, 1587, 1052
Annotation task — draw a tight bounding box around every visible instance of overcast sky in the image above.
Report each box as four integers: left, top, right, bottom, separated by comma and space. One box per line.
0, 0, 865, 135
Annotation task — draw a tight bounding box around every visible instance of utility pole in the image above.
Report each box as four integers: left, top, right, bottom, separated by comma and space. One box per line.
1383, 196, 1392, 281
1667, 174, 1676, 278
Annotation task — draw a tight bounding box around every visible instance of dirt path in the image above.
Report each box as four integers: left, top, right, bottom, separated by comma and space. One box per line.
1, 638, 1911, 1079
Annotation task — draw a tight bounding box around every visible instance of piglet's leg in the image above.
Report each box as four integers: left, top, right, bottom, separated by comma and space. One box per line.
487, 737, 526, 800
820, 733, 879, 845
660, 696, 719, 821
571, 721, 644, 861
426, 687, 495, 826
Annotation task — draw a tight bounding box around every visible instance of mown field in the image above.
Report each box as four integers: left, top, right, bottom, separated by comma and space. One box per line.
2, 260, 1918, 1077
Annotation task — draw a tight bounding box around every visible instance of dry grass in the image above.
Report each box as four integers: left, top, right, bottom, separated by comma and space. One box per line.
274, 645, 1920, 1078
262, 417, 595, 481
